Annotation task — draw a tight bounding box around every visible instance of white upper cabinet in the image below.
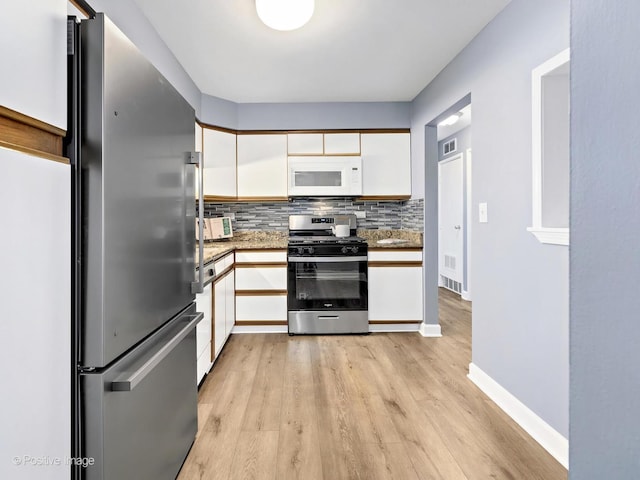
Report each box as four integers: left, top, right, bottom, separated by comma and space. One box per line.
0, 1, 67, 129
237, 134, 288, 198
202, 128, 237, 198
195, 122, 202, 152
288, 133, 323, 155
361, 133, 411, 197
324, 133, 360, 154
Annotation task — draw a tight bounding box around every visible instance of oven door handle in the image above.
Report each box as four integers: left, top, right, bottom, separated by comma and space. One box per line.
288, 256, 368, 263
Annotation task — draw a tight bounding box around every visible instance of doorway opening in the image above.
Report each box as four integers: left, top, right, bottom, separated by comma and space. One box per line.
423, 94, 472, 336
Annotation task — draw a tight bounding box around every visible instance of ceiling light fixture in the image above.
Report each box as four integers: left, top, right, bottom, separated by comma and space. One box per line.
438, 112, 463, 127
256, 0, 315, 31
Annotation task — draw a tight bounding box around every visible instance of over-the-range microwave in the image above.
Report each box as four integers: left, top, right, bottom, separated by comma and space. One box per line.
287, 156, 362, 197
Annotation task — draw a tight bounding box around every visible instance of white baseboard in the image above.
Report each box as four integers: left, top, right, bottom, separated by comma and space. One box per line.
467, 363, 568, 469
231, 325, 288, 334
418, 323, 442, 337
369, 323, 420, 333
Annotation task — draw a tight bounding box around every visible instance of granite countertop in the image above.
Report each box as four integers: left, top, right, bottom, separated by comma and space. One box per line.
196, 231, 288, 265
357, 229, 423, 249
196, 229, 422, 265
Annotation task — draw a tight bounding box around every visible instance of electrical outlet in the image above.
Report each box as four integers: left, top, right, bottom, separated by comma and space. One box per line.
354, 211, 366, 219
227, 212, 235, 220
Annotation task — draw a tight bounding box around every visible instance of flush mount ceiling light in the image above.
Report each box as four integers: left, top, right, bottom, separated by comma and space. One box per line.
438, 112, 463, 127
256, 0, 315, 31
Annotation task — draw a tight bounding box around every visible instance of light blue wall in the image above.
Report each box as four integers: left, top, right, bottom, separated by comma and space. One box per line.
411, 0, 569, 439
236, 102, 411, 130
200, 98, 410, 132
570, 1, 640, 477
200, 94, 239, 130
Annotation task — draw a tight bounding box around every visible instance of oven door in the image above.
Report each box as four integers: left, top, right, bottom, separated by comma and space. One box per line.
287, 256, 368, 311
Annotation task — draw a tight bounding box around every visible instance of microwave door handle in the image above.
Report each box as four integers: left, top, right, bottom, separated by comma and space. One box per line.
189, 151, 204, 294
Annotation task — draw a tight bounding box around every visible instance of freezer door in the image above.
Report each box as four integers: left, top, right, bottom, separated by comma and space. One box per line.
81, 304, 200, 480
80, 14, 196, 367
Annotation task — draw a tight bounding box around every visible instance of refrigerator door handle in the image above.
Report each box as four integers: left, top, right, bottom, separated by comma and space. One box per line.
111, 312, 203, 392
190, 151, 205, 294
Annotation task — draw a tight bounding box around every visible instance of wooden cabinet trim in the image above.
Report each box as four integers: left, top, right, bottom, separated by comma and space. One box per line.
235, 290, 287, 296
368, 320, 422, 325
203, 195, 237, 202
359, 195, 412, 201
210, 283, 216, 362
234, 320, 287, 326
368, 247, 423, 252
195, 121, 410, 136
213, 265, 234, 284
234, 262, 287, 268
0, 106, 68, 164
235, 248, 287, 254
235, 196, 288, 202
368, 261, 423, 268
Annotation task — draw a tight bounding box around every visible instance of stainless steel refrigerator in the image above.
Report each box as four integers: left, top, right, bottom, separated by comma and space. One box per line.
67, 12, 202, 480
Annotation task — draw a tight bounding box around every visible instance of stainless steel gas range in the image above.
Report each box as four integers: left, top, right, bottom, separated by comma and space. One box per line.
287, 215, 369, 334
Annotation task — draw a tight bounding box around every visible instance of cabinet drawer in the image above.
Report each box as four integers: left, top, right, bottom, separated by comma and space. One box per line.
368, 250, 423, 262
235, 250, 287, 263
235, 295, 287, 322
214, 252, 234, 273
235, 266, 287, 290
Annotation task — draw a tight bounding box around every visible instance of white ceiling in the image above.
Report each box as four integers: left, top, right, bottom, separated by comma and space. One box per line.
133, 0, 510, 104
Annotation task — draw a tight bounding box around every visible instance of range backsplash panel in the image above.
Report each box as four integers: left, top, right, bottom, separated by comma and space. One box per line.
202, 198, 424, 231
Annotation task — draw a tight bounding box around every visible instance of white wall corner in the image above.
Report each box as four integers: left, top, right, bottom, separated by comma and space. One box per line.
419, 323, 442, 337
467, 363, 568, 469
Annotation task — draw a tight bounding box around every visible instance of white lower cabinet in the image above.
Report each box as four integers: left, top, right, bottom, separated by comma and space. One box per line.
368, 249, 423, 322
213, 252, 235, 360
234, 250, 288, 325
214, 279, 227, 357
194, 252, 235, 383
195, 283, 212, 384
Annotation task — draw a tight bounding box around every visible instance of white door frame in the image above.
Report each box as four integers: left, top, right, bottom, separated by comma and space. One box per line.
462, 148, 472, 301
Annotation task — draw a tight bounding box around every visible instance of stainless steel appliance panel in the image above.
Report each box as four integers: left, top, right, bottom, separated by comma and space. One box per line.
81, 14, 196, 368
288, 311, 368, 334
81, 305, 200, 480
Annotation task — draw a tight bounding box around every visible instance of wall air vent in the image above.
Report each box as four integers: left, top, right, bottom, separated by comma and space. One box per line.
443, 138, 457, 156
444, 254, 456, 270
440, 274, 462, 295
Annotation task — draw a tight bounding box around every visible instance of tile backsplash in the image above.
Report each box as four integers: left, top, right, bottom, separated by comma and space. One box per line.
202, 198, 424, 231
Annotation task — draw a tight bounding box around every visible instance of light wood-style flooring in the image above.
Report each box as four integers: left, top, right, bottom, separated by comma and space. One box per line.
178, 289, 567, 480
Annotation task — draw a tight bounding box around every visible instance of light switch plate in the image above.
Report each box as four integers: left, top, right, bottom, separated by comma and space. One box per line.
479, 203, 488, 223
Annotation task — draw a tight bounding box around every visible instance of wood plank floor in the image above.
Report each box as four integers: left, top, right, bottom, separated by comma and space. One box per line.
178, 289, 567, 480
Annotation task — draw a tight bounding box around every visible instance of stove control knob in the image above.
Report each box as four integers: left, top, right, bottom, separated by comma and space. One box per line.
350, 246, 359, 253
306, 247, 315, 255
341, 246, 349, 254
297, 247, 304, 255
